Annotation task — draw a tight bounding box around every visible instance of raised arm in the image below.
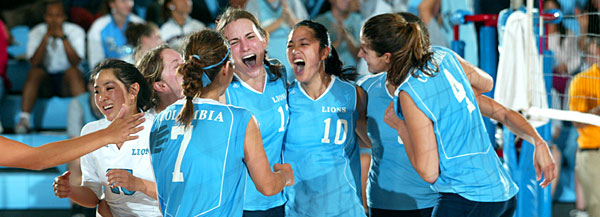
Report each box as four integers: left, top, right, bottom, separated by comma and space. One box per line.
243, 117, 294, 196
0, 106, 145, 170
475, 94, 557, 187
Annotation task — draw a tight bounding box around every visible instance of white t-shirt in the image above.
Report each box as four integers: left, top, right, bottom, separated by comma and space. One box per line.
27, 22, 85, 74
160, 17, 205, 52
80, 113, 161, 217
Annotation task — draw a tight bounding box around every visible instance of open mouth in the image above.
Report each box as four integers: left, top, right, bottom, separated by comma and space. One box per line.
103, 104, 114, 113
242, 54, 257, 67
293, 59, 305, 74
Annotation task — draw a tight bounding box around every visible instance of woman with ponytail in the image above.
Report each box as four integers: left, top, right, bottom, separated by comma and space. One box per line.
216, 8, 290, 217
359, 13, 556, 216
149, 29, 294, 217
283, 20, 369, 216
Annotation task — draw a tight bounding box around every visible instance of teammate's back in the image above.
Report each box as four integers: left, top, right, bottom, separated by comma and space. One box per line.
150, 98, 252, 217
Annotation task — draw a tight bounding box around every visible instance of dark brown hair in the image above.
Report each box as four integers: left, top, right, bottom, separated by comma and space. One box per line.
292, 20, 356, 81
90, 59, 152, 112
361, 13, 437, 86
176, 30, 230, 128
216, 7, 283, 81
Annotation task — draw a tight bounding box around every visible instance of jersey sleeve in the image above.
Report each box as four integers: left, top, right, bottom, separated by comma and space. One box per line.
26, 24, 44, 59
79, 122, 103, 199
65, 23, 86, 59
80, 153, 103, 200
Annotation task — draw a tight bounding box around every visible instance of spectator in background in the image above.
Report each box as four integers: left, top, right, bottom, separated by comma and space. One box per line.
314, 0, 361, 69
190, 0, 230, 28
125, 22, 164, 63
0, 19, 9, 134
569, 37, 600, 217
245, 0, 308, 81
87, 0, 144, 68
15, 1, 86, 134
161, 0, 205, 52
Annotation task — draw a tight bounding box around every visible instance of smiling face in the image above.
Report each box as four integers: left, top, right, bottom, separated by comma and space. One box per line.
222, 18, 267, 78
358, 35, 389, 74
94, 69, 136, 121
286, 26, 328, 83
160, 48, 184, 98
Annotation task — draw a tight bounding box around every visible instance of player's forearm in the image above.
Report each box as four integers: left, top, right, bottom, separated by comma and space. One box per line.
69, 185, 101, 208
29, 129, 112, 170
137, 178, 158, 200
503, 109, 545, 147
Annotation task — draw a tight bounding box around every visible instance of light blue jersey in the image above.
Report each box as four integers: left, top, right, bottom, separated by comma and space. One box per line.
394, 46, 518, 202
150, 98, 253, 217
225, 66, 288, 211
357, 72, 439, 210
284, 75, 364, 217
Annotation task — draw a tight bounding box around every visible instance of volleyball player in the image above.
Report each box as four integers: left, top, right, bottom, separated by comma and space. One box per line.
149, 30, 294, 217
284, 20, 368, 216
53, 59, 161, 216
216, 8, 290, 216
359, 13, 556, 216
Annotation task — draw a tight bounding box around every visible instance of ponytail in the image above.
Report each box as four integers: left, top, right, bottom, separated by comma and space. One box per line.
264, 56, 283, 82
325, 46, 357, 81
362, 13, 437, 86
176, 30, 230, 128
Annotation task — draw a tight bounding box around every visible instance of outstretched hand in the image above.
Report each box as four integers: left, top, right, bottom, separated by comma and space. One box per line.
533, 140, 557, 188
103, 105, 145, 145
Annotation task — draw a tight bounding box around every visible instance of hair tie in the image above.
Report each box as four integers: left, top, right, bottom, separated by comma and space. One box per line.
186, 96, 193, 100
201, 48, 231, 70
192, 55, 201, 61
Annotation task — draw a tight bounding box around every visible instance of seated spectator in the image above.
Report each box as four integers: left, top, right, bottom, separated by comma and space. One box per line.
124, 22, 164, 63
87, 0, 144, 68
314, 0, 361, 68
160, 0, 205, 52
15, 1, 86, 134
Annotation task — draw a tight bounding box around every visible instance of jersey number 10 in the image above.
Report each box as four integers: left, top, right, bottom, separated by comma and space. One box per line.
321, 118, 348, 145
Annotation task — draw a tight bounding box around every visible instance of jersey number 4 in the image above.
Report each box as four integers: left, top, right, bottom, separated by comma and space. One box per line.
321, 118, 348, 144
444, 68, 476, 113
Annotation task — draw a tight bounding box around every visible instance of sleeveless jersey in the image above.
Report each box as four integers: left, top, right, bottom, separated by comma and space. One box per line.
225, 67, 288, 211
394, 46, 518, 202
357, 72, 439, 210
150, 98, 252, 217
284, 75, 365, 216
